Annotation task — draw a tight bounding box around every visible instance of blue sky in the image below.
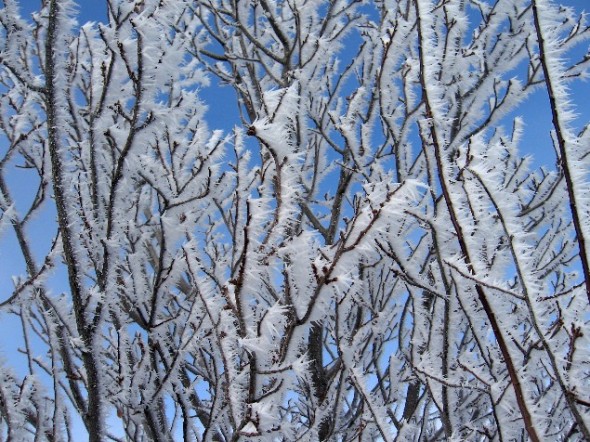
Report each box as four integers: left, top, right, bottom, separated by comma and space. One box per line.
5, 0, 589, 357
1, 0, 589, 438
13, 0, 590, 170
6, 0, 589, 347
18, 0, 107, 23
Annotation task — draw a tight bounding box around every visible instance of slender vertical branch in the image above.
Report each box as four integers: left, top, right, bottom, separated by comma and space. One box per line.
44, 1, 104, 440
414, 1, 540, 440
532, 0, 590, 305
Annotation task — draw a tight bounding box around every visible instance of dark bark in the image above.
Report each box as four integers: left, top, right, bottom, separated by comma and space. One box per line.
44, 1, 104, 440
